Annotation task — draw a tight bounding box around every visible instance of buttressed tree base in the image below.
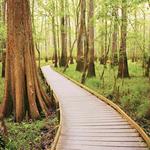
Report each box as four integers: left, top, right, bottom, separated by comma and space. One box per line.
0, 0, 52, 122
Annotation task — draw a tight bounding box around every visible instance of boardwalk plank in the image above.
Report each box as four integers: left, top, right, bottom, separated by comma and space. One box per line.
58, 140, 147, 147
62, 136, 144, 142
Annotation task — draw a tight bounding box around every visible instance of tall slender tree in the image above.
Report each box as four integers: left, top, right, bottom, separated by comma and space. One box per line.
118, 0, 129, 78
59, 0, 68, 67
111, 6, 118, 66
68, 14, 74, 64
87, 0, 96, 77
0, 0, 6, 77
0, 0, 52, 122
76, 0, 85, 72
81, 0, 89, 83
132, 8, 137, 62
56, 0, 60, 62
52, 0, 58, 67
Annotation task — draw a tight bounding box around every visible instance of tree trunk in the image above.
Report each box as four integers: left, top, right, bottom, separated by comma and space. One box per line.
118, 0, 129, 78
81, 29, 89, 84
45, 16, 48, 62
100, 9, 108, 65
81, 0, 89, 83
87, 0, 96, 77
76, 0, 86, 72
52, 0, 58, 68
56, 0, 60, 63
31, 0, 41, 69
0, 0, 6, 63
111, 7, 118, 66
59, 0, 67, 67
145, 57, 150, 77
0, 2, 2, 62
76, 0, 85, 72
132, 9, 137, 63
0, 0, 52, 122
68, 16, 74, 64
1, 51, 6, 78
104, 15, 108, 64
142, 11, 146, 68
99, 19, 105, 65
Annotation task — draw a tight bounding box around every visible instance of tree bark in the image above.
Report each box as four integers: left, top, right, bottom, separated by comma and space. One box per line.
0, 0, 52, 122
52, 0, 58, 68
99, 19, 105, 65
118, 0, 129, 78
111, 7, 118, 66
68, 15, 74, 64
76, 0, 85, 72
81, 0, 89, 83
56, 0, 60, 63
0, 0, 6, 63
59, 0, 68, 67
87, 0, 96, 77
44, 16, 48, 62
132, 9, 137, 63
145, 57, 150, 77
1, 51, 5, 78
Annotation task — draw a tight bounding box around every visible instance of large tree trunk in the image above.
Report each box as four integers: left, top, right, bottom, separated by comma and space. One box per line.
76, 0, 85, 72
118, 0, 129, 78
59, 0, 67, 67
0, 0, 52, 122
87, 0, 96, 77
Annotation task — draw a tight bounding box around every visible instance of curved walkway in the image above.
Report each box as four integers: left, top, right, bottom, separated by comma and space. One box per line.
41, 66, 149, 150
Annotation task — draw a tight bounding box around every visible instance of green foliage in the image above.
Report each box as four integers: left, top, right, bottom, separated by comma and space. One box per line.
5, 118, 47, 150
137, 100, 150, 119
0, 24, 6, 53
0, 135, 5, 150
0, 24, 6, 42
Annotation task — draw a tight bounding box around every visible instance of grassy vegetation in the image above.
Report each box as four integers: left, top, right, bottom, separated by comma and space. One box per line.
54, 61, 150, 136
5, 117, 57, 150
0, 62, 58, 150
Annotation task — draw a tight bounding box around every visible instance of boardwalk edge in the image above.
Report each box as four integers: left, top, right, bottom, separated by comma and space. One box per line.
40, 68, 62, 150
53, 68, 150, 148
50, 93, 62, 150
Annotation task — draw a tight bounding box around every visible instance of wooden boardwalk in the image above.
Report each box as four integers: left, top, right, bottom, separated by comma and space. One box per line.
41, 66, 149, 150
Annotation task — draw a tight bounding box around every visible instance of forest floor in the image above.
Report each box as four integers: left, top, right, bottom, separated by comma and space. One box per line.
0, 63, 58, 150
54, 60, 150, 137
